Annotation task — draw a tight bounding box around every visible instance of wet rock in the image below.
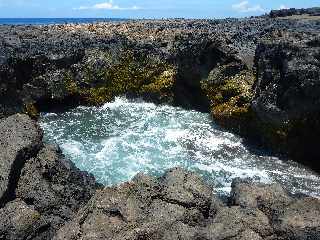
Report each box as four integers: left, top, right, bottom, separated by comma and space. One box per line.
201, 65, 255, 135
1, 12, 319, 118
15, 144, 102, 239
0, 199, 41, 240
0, 114, 43, 205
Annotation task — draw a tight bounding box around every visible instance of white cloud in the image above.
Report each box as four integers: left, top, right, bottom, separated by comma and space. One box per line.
74, 0, 140, 11
279, 4, 289, 10
232, 1, 265, 13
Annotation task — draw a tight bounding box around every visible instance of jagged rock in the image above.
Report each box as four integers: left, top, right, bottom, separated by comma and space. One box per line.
230, 178, 292, 217
0, 12, 320, 239
252, 37, 320, 170
55, 168, 320, 240
0, 199, 41, 240
201, 64, 255, 135
160, 167, 213, 210
54, 168, 221, 240
201, 206, 272, 240
270, 7, 320, 18
274, 197, 320, 239
0, 114, 43, 205
15, 144, 102, 239
1, 12, 319, 117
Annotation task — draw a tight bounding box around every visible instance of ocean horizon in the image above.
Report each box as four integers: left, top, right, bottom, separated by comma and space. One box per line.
0, 18, 130, 25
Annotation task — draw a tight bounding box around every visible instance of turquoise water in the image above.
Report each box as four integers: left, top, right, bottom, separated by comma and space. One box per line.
40, 97, 320, 196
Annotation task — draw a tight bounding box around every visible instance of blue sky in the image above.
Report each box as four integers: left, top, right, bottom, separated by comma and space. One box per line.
0, 0, 318, 18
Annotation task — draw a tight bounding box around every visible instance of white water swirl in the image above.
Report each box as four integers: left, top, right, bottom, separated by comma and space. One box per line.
39, 97, 320, 197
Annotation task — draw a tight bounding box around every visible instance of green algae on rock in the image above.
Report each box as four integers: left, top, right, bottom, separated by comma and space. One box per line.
201, 64, 255, 135
24, 103, 39, 119
62, 49, 177, 106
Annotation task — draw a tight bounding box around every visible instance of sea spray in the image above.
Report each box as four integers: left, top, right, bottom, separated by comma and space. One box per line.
40, 97, 320, 197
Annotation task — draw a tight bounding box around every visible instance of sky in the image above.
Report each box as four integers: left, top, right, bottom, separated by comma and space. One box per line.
0, 0, 318, 19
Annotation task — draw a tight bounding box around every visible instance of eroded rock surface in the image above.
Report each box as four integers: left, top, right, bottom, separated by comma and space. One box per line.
252, 36, 320, 170
54, 168, 320, 240
0, 199, 41, 240
0, 11, 320, 170
15, 144, 102, 239
0, 9, 320, 240
0, 114, 101, 239
0, 114, 43, 205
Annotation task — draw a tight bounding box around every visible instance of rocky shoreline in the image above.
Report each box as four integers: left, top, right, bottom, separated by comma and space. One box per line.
0, 114, 319, 239
1, 8, 320, 239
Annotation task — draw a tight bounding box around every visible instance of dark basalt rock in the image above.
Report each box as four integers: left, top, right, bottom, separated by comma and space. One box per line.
270, 7, 320, 18
15, 144, 102, 239
0, 11, 320, 239
201, 206, 272, 240
252, 36, 320, 170
0, 114, 43, 206
230, 178, 320, 240
0, 199, 41, 240
54, 168, 320, 240
0, 114, 102, 239
54, 168, 219, 240
274, 197, 320, 239
0, 13, 319, 118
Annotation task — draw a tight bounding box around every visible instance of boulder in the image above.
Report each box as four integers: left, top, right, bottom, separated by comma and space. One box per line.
201, 206, 272, 240
230, 178, 292, 218
16, 144, 102, 239
252, 37, 320, 170
52, 168, 320, 240
274, 197, 320, 240
0, 199, 41, 240
0, 114, 43, 205
54, 168, 219, 240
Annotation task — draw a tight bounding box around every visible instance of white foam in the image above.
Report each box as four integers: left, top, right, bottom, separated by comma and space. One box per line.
39, 97, 320, 197
61, 140, 84, 156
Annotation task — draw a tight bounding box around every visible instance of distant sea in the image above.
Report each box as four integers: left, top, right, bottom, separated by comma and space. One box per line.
0, 18, 129, 25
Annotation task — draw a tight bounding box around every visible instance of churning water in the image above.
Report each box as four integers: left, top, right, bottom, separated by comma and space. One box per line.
40, 97, 320, 197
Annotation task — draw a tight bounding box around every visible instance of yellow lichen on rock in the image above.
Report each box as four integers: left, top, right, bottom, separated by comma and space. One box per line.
140, 68, 176, 100
201, 68, 255, 133
64, 71, 79, 95
70, 49, 177, 105
24, 103, 39, 119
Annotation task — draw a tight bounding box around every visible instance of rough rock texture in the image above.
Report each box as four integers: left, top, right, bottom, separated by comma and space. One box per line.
229, 178, 320, 240
201, 63, 255, 133
0, 11, 320, 239
0, 12, 320, 170
230, 178, 293, 221
252, 36, 320, 170
15, 144, 102, 239
270, 7, 320, 18
0, 114, 43, 205
274, 197, 320, 239
54, 168, 320, 240
0, 199, 41, 240
54, 168, 215, 240
0, 114, 102, 239
0, 13, 319, 116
